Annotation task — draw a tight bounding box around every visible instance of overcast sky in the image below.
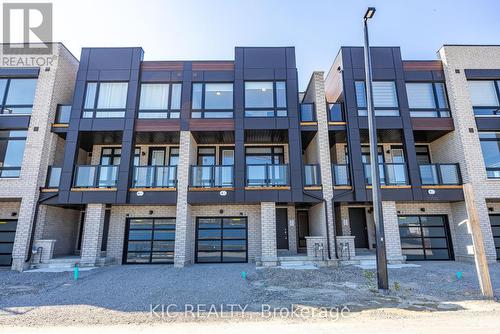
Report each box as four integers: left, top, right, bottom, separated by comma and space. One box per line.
9, 0, 500, 90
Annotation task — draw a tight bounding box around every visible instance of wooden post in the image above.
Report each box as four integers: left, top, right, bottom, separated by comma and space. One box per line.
463, 183, 494, 298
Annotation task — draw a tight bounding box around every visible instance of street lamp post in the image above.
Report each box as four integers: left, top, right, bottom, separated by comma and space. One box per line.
363, 7, 389, 292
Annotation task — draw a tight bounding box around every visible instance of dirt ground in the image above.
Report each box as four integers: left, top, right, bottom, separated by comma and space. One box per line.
0, 261, 499, 331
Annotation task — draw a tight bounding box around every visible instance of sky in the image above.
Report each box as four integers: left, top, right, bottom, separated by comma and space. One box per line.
5, 0, 500, 90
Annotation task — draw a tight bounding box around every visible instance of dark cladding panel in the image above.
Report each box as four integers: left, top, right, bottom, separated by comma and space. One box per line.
87, 48, 143, 70
240, 47, 287, 69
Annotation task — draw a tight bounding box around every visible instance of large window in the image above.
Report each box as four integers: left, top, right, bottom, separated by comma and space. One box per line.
406, 82, 450, 117
245, 81, 287, 117
479, 132, 500, 178
355, 81, 399, 116
138, 83, 181, 119
0, 78, 37, 115
468, 80, 500, 116
0, 130, 27, 178
83, 82, 128, 118
192, 83, 233, 118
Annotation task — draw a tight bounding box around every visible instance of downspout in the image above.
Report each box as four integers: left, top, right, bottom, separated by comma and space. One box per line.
24, 189, 58, 263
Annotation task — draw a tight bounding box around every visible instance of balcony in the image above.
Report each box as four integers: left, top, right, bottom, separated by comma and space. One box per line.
300, 103, 316, 122
190, 165, 234, 188
419, 164, 461, 186
55, 105, 71, 124
328, 103, 345, 122
133, 166, 177, 188
364, 163, 409, 186
332, 164, 350, 186
304, 164, 321, 187
73, 165, 118, 189
45, 166, 62, 188
246, 164, 289, 187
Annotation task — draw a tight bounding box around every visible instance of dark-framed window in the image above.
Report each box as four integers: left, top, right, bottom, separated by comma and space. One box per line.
415, 145, 431, 164
195, 217, 248, 263
355, 81, 399, 116
169, 147, 179, 166
468, 80, 500, 117
398, 215, 453, 261
138, 83, 181, 119
197, 147, 216, 165
100, 147, 121, 165
245, 146, 284, 165
133, 147, 141, 166
0, 130, 27, 178
244, 81, 287, 117
479, 132, 500, 178
191, 82, 233, 118
0, 78, 37, 115
406, 82, 450, 117
83, 81, 128, 118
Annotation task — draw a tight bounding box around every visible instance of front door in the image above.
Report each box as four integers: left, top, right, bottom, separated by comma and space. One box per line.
349, 208, 369, 248
276, 208, 288, 249
296, 211, 309, 251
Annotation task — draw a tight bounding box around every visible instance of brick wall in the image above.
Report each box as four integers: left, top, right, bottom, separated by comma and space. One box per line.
260, 202, 277, 266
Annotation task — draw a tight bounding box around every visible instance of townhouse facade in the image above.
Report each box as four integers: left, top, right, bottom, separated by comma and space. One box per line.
0, 43, 498, 271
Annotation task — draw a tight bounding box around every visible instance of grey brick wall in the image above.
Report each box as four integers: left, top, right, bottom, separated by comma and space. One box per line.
260, 202, 277, 266
80, 203, 106, 266
0, 44, 78, 271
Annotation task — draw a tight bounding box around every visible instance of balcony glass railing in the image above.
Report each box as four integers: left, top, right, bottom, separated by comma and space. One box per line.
190, 165, 234, 188
332, 164, 350, 186
419, 163, 461, 185
304, 164, 321, 186
364, 163, 408, 186
46, 166, 62, 188
133, 166, 177, 188
73, 165, 118, 188
300, 103, 315, 122
246, 164, 289, 187
328, 103, 344, 122
55, 105, 71, 123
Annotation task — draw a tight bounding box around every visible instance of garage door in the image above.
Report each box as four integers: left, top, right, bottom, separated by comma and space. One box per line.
0, 220, 17, 266
195, 217, 247, 263
398, 215, 453, 260
490, 215, 500, 260
124, 218, 175, 264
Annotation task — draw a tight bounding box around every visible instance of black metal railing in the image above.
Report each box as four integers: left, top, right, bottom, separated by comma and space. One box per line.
190, 165, 234, 188
304, 164, 321, 186
364, 163, 409, 186
46, 166, 62, 188
246, 164, 289, 187
419, 163, 461, 185
328, 102, 344, 122
300, 103, 316, 122
73, 165, 118, 188
133, 166, 177, 188
55, 105, 71, 123
332, 164, 350, 186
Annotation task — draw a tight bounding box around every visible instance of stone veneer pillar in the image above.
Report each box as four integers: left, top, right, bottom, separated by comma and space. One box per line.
174, 131, 194, 267
260, 202, 277, 266
80, 203, 106, 266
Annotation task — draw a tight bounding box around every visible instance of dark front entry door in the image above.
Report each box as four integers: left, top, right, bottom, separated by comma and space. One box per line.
296, 211, 309, 250
349, 208, 369, 248
276, 208, 288, 249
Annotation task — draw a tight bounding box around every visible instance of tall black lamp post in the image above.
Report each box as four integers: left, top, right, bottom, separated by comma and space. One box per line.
363, 6, 389, 292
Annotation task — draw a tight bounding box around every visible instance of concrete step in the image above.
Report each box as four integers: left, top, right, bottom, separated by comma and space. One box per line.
278, 256, 313, 262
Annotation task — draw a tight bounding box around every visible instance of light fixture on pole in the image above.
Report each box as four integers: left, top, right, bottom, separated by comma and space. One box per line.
363, 6, 389, 292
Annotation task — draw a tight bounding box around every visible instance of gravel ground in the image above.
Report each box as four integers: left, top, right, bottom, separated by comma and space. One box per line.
0, 262, 499, 326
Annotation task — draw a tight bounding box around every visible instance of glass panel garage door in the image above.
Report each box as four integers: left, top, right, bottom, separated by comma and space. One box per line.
490, 215, 500, 260
398, 215, 453, 260
196, 217, 247, 263
0, 220, 17, 266
124, 218, 175, 264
